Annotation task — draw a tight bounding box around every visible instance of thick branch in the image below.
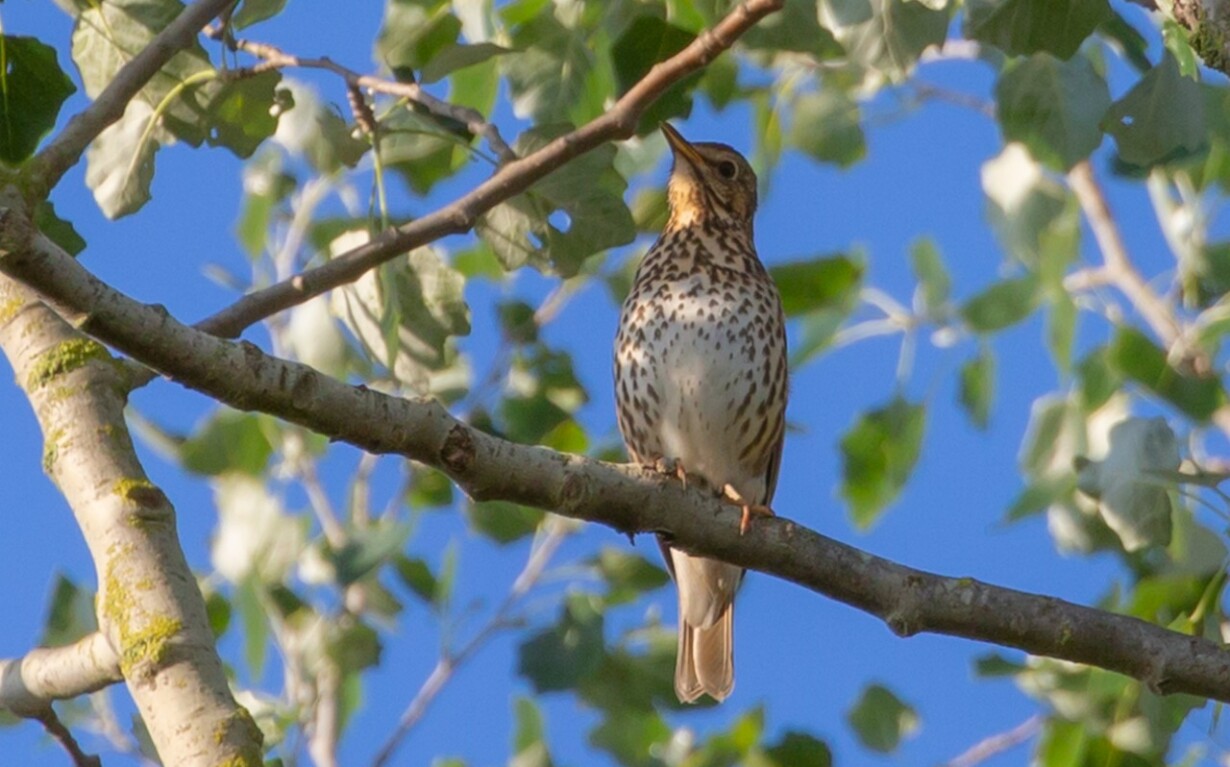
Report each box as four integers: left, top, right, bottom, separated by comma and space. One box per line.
0, 251, 262, 764
5, 223, 1230, 705
195, 0, 785, 339
24, 0, 238, 200
0, 633, 120, 717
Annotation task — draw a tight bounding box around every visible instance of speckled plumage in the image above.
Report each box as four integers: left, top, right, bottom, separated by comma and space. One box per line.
613, 125, 788, 703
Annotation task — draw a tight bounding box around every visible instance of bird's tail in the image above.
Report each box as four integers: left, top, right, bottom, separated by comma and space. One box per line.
675, 601, 734, 703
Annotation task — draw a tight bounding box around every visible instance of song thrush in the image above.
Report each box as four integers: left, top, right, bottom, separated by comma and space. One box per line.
613, 124, 788, 703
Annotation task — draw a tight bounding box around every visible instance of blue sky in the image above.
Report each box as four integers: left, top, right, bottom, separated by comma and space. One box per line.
2, 2, 1221, 766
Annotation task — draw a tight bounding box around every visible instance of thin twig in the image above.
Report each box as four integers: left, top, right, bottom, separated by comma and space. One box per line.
944, 714, 1043, 767
25, 0, 239, 199
34, 707, 102, 767
193, 0, 786, 340
1067, 161, 1181, 347
371, 521, 569, 767
204, 28, 517, 164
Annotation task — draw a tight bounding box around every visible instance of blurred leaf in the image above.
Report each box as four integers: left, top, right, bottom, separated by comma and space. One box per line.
499, 300, 539, 344
771, 254, 863, 317
232, 0, 288, 29
611, 16, 698, 134
406, 463, 455, 508
1109, 327, 1226, 421
959, 346, 995, 430
503, 14, 593, 123
234, 579, 269, 678
593, 548, 669, 605
744, 0, 841, 57
966, 0, 1111, 59
589, 708, 672, 767
511, 696, 554, 767
840, 397, 926, 529
329, 618, 381, 672
996, 53, 1109, 170
909, 238, 950, 316
40, 574, 96, 648
1099, 12, 1152, 73
757, 731, 833, 767
973, 653, 1027, 677
790, 90, 866, 168
518, 594, 605, 692
819, 0, 948, 83
381, 109, 468, 195
205, 71, 281, 157
394, 555, 439, 605
846, 683, 919, 753
1047, 288, 1078, 375
476, 196, 543, 271
202, 587, 231, 639
0, 35, 76, 164
375, 0, 461, 72
421, 42, 510, 84
501, 395, 570, 444
466, 500, 544, 545
694, 707, 765, 765
181, 409, 274, 476
961, 275, 1041, 333
1105, 53, 1207, 167
34, 201, 86, 257
981, 144, 1071, 267
330, 521, 411, 586
1077, 346, 1121, 411
1005, 476, 1073, 522
1075, 417, 1178, 551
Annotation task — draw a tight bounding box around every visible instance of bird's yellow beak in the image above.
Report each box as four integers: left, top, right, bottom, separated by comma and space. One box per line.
661, 123, 704, 168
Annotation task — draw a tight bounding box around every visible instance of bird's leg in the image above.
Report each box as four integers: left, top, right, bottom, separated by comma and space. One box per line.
651, 456, 689, 489
722, 483, 774, 535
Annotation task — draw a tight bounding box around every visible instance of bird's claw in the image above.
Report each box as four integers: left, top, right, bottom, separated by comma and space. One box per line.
651, 457, 688, 489
723, 483, 774, 535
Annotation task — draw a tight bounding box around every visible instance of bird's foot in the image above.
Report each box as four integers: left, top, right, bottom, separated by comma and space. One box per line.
651, 457, 689, 489
722, 483, 774, 535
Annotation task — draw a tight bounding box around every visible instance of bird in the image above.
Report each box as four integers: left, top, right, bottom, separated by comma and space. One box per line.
613, 123, 788, 703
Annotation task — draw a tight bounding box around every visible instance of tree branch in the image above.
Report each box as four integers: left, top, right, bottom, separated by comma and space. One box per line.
0, 633, 121, 717
5, 219, 1230, 706
23, 0, 238, 200
194, 0, 786, 339
203, 28, 517, 164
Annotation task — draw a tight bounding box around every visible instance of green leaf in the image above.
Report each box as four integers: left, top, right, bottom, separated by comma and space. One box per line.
1046, 288, 1077, 374
611, 16, 698, 134
846, 683, 919, 753
476, 197, 543, 271
380, 109, 467, 195
466, 500, 544, 545
790, 90, 866, 168
181, 409, 274, 476
328, 618, 382, 673
959, 346, 995, 430
375, 0, 461, 72
840, 397, 926, 529
1105, 53, 1208, 167
758, 731, 833, 767
84, 99, 161, 219
966, 0, 1111, 59
744, 0, 841, 58
908, 238, 950, 316
996, 53, 1109, 170
1109, 327, 1226, 421
819, 0, 949, 83
1077, 346, 1120, 411
202, 587, 231, 639
518, 594, 605, 692
234, 579, 269, 678
593, 548, 669, 605
329, 522, 411, 586
34, 201, 86, 257
973, 653, 1026, 677
589, 708, 672, 767
511, 697, 553, 767
406, 463, 455, 508
394, 555, 440, 605
770, 254, 864, 317
420, 42, 510, 84
981, 144, 1072, 268
232, 0, 288, 29
503, 14, 594, 123
204, 71, 281, 157
1005, 476, 1072, 522
0, 36, 76, 164
960, 275, 1041, 333
40, 574, 96, 648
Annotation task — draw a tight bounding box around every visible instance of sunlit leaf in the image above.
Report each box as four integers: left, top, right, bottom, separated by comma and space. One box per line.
181, 408, 274, 476
40, 574, 96, 648
1109, 327, 1226, 421
770, 255, 863, 317
846, 683, 919, 753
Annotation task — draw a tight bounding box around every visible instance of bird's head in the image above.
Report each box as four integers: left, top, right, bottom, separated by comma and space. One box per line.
661, 123, 758, 232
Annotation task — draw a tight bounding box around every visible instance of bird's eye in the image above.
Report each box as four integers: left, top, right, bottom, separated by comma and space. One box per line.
716, 160, 738, 179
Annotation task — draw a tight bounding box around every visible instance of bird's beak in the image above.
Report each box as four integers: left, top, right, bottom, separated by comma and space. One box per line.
661, 123, 704, 168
